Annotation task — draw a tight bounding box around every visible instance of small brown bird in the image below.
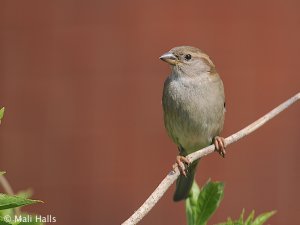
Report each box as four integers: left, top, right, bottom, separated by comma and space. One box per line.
160, 46, 226, 201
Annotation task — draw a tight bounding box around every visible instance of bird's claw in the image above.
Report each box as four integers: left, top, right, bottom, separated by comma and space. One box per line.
214, 136, 226, 158
173, 155, 190, 177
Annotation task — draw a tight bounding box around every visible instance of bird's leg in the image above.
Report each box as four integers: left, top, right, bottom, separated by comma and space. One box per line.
173, 155, 190, 177
213, 136, 226, 158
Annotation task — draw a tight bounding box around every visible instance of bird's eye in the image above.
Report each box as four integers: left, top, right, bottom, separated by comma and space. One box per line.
184, 54, 192, 61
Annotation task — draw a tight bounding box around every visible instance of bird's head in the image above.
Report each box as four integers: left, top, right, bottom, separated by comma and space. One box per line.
160, 46, 216, 77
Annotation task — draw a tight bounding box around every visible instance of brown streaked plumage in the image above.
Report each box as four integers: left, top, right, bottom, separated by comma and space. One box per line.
160, 46, 226, 201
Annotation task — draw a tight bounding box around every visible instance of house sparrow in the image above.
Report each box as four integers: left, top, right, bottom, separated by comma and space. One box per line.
160, 46, 226, 201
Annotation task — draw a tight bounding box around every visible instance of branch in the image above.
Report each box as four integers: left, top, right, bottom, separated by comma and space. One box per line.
122, 92, 300, 225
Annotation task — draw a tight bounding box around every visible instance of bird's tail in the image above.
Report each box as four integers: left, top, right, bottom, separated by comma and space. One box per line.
173, 159, 199, 201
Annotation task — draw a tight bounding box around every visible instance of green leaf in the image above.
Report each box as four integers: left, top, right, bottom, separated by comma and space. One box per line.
0, 107, 5, 121
0, 194, 42, 210
196, 181, 224, 225
0, 210, 12, 218
18, 221, 44, 225
238, 209, 245, 224
217, 210, 275, 225
0, 172, 6, 176
219, 217, 234, 225
0, 216, 13, 225
252, 211, 276, 225
186, 181, 201, 225
245, 210, 255, 225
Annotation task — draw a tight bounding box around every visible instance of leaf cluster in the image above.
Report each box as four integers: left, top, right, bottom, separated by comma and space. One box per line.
0, 173, 43, 225
186, 180, 224, 225
186, 180, 275, 225
0, 110, 44, 225
217, 209, 276, 225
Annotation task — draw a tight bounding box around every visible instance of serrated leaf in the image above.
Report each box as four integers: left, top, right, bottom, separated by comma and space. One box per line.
252, 211, 276, 225
196, 181, 224, 225
245, 210, 255, 225
0, 194, 42, 210
186, 181, 201, 225
0, 107, 5, 121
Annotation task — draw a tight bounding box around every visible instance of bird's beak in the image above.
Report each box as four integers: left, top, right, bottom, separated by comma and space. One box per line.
159, 52, 177, 65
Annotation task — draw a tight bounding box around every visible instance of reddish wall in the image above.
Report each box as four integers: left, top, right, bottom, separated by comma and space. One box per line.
0, 1, 299, 224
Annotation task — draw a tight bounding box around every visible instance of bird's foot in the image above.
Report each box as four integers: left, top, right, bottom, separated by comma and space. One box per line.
173, 155, 190, 177
214, 136, 226, 158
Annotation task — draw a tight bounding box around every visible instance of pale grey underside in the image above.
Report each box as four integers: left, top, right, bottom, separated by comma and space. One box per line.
162, 72, 225, 155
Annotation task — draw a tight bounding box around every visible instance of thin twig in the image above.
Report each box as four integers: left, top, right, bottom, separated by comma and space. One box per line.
0, 176, 14, 196
122, 92, 300, 225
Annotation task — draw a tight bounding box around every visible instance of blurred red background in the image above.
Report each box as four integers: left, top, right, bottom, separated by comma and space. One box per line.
0, 1, 299, 224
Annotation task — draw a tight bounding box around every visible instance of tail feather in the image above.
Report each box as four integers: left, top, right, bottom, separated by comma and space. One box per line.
173, 160, 199, 201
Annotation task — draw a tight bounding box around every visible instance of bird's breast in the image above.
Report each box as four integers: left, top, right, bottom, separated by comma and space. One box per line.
162, 75, 225, 153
